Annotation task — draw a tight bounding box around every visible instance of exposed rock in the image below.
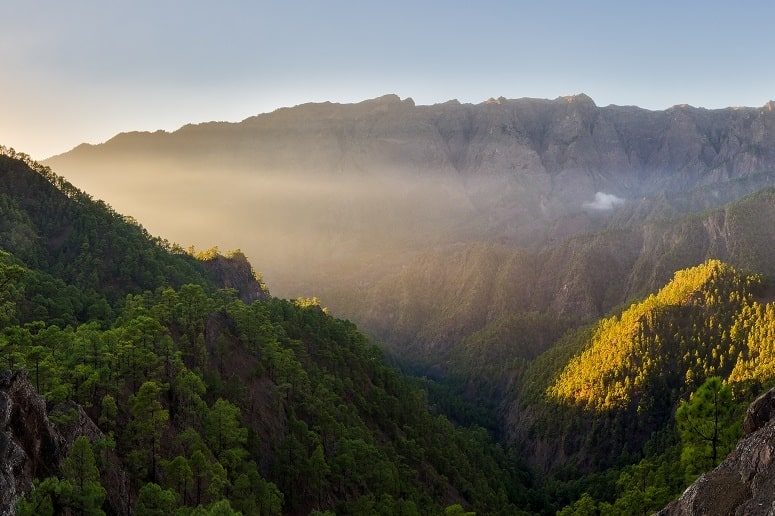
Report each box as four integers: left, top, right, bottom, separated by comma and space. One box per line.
0, 372, 130, 515
0, 371, 62, 516
658, 386, 775, 515
200, 250, 270, 302
743, 388, 775, 435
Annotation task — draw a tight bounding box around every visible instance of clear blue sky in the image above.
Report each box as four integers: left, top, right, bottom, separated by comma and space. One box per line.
2, 0, 774, 159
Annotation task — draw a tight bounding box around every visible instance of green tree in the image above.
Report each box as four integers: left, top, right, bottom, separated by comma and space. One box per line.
163, 455, 193, 504
128, 381, 170, 482
308, 444, 330, 505
25, 345, 47, 391
136, 482, 178, 515
557, 493, 597, 516
203, 398, 247, 467
99, 395, 118, 435
444, 504, 475, 516
61, 436, 106, 515
16, 477, 64, 516
676, 376, 739, 479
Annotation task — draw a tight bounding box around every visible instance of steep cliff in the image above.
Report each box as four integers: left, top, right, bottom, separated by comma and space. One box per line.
199, 250, 270, 302
0, 372, 129, 516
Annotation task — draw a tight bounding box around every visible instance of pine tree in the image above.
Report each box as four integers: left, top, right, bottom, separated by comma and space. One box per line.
676, 377, 739, 479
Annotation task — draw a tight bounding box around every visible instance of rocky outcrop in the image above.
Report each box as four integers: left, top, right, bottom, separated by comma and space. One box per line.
659, 386, 775, 515
200, 250, 270, 302
0, 371, 62, 515
0, 372, 130, 515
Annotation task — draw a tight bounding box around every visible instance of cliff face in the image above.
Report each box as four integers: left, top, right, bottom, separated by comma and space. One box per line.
0, 372, 60, 515
659, 387, 775, 515
0, 372, 129, 515
50, 93, 775, 200
200, 251, 270, 302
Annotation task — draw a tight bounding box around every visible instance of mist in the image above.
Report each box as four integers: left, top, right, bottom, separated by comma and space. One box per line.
583, 191, 625, 210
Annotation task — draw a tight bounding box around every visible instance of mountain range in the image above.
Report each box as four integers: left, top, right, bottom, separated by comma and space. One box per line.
3, 92, 775, 514
46, 94, 775, 370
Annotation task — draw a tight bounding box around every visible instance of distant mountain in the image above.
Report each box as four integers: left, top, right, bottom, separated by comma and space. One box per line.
45, 94, 775, 299
42, 93, 775, 384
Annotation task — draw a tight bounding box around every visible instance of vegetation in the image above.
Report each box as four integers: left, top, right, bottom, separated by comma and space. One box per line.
531, 260, 775, 514
6, 146, 775, 515
0, 151, 534, 514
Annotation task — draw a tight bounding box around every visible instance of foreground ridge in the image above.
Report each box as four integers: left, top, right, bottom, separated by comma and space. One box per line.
659, 387, 775, 515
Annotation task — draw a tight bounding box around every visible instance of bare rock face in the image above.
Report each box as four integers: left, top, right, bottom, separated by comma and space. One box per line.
200, 251, 270, 302
0, 372, 130, 516
742, 388, 775, 435
0, 371, 62, 515
659, 387, 775, 515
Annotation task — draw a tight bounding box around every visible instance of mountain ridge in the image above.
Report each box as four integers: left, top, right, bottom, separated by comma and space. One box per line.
46, 93, 775, 160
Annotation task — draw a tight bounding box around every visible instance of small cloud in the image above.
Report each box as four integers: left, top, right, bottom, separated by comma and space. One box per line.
584, 191, 625, 210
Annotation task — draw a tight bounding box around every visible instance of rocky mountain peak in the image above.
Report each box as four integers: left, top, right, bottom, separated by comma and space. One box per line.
559, 92, 596, 107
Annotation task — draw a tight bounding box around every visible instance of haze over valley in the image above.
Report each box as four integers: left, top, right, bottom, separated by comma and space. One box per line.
47, 93, 775, 369
5, 2, 775, 514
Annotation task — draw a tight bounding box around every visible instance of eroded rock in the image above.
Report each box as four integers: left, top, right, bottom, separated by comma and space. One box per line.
659, 386, 775, 516
0, 372, 130, 515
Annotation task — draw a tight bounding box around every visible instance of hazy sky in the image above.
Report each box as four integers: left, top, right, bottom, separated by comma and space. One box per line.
2, 0, 774, 159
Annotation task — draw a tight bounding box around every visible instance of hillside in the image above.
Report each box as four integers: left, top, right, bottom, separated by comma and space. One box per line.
328, 187, 775, 382
500, 259, 775, 513
0, 149, 535, 514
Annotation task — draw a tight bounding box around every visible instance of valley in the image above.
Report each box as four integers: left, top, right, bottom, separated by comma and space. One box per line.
3, 93, 775, 514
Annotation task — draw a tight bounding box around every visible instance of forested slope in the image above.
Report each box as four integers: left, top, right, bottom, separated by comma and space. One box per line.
507, 260, 775, 514
0, 148, 534, 515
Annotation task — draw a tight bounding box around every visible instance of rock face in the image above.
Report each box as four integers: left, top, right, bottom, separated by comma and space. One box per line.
0, 372, 129, 515
659, 386, 775, 515
0, 371, 62, 515
200, 251, 270, 302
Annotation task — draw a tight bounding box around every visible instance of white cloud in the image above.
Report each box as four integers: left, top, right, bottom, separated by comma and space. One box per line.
584, 191, 625, 210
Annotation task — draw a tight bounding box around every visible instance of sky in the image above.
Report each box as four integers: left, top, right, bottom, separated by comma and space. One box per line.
2, 0, 774, 160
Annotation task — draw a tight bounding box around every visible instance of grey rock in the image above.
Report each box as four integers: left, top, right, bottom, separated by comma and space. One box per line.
0, 372, 130, 516
200, 250, 270, 302
659, 386, 775, 516
0, 371, 62, 516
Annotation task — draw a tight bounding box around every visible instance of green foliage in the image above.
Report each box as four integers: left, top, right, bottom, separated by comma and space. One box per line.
676, 377, 740, 479
136, 483, 179, 515
524, 260, 775, 513
0, 181, 530, 516
18, 437, 106, 516
549, 260, 761, 410
556, 493, 596, 516
0, 149, 212, 302
445, 503, 476, 515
